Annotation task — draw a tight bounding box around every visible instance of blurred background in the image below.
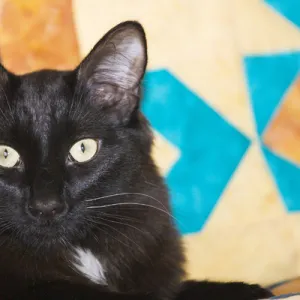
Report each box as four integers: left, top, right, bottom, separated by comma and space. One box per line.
0, 0, 300, 296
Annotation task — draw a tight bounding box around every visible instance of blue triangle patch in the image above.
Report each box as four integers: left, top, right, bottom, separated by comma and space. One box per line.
262, 146, 300, 212
265, 0, 300, 29
244, 53, 300, 136
142, 69, 250, 234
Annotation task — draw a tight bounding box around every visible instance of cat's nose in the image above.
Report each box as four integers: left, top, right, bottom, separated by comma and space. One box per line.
27, 198, 67, 219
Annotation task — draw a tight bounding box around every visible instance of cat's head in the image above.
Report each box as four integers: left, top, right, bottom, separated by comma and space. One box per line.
0, 22, 168, 251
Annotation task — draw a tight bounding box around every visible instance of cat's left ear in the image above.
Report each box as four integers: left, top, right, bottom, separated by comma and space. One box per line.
76, 21, 147, 123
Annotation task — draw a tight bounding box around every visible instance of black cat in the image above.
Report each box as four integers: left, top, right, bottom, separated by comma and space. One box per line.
0, 21, 272, 300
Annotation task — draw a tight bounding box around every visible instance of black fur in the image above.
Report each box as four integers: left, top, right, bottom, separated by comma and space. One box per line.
0, 21, 272, 300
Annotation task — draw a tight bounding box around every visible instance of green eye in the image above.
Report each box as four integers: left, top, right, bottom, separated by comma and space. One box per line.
69, 139, 98, 163
0, 145, 20, 168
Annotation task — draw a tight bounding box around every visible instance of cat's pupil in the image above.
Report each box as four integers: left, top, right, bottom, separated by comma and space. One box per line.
80, 143, 85, 153
3, 149, 8, 159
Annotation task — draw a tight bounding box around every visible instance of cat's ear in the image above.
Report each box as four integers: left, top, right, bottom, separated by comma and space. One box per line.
78, 21, 147, 90
76, 21, 147, 123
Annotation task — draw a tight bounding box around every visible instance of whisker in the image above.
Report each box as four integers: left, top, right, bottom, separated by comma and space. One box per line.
86, 223, 133, 271
96, 212, 142, 224
92, 215, 147, 236
84, 192, 169, 211
86, 202, 183, 227
85, 217, 134, 250
89, 217, 150, 261
143, 180, 165, 190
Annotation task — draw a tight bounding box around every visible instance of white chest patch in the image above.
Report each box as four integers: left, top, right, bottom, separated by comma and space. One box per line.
71, 247, 106, 285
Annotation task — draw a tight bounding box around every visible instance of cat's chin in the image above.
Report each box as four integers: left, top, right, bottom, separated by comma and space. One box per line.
20, 228, 68, 249
19, 230, 80, 252
10, 216, 88, 252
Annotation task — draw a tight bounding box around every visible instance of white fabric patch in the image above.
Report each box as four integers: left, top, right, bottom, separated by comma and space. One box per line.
72, 247, 106, 284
